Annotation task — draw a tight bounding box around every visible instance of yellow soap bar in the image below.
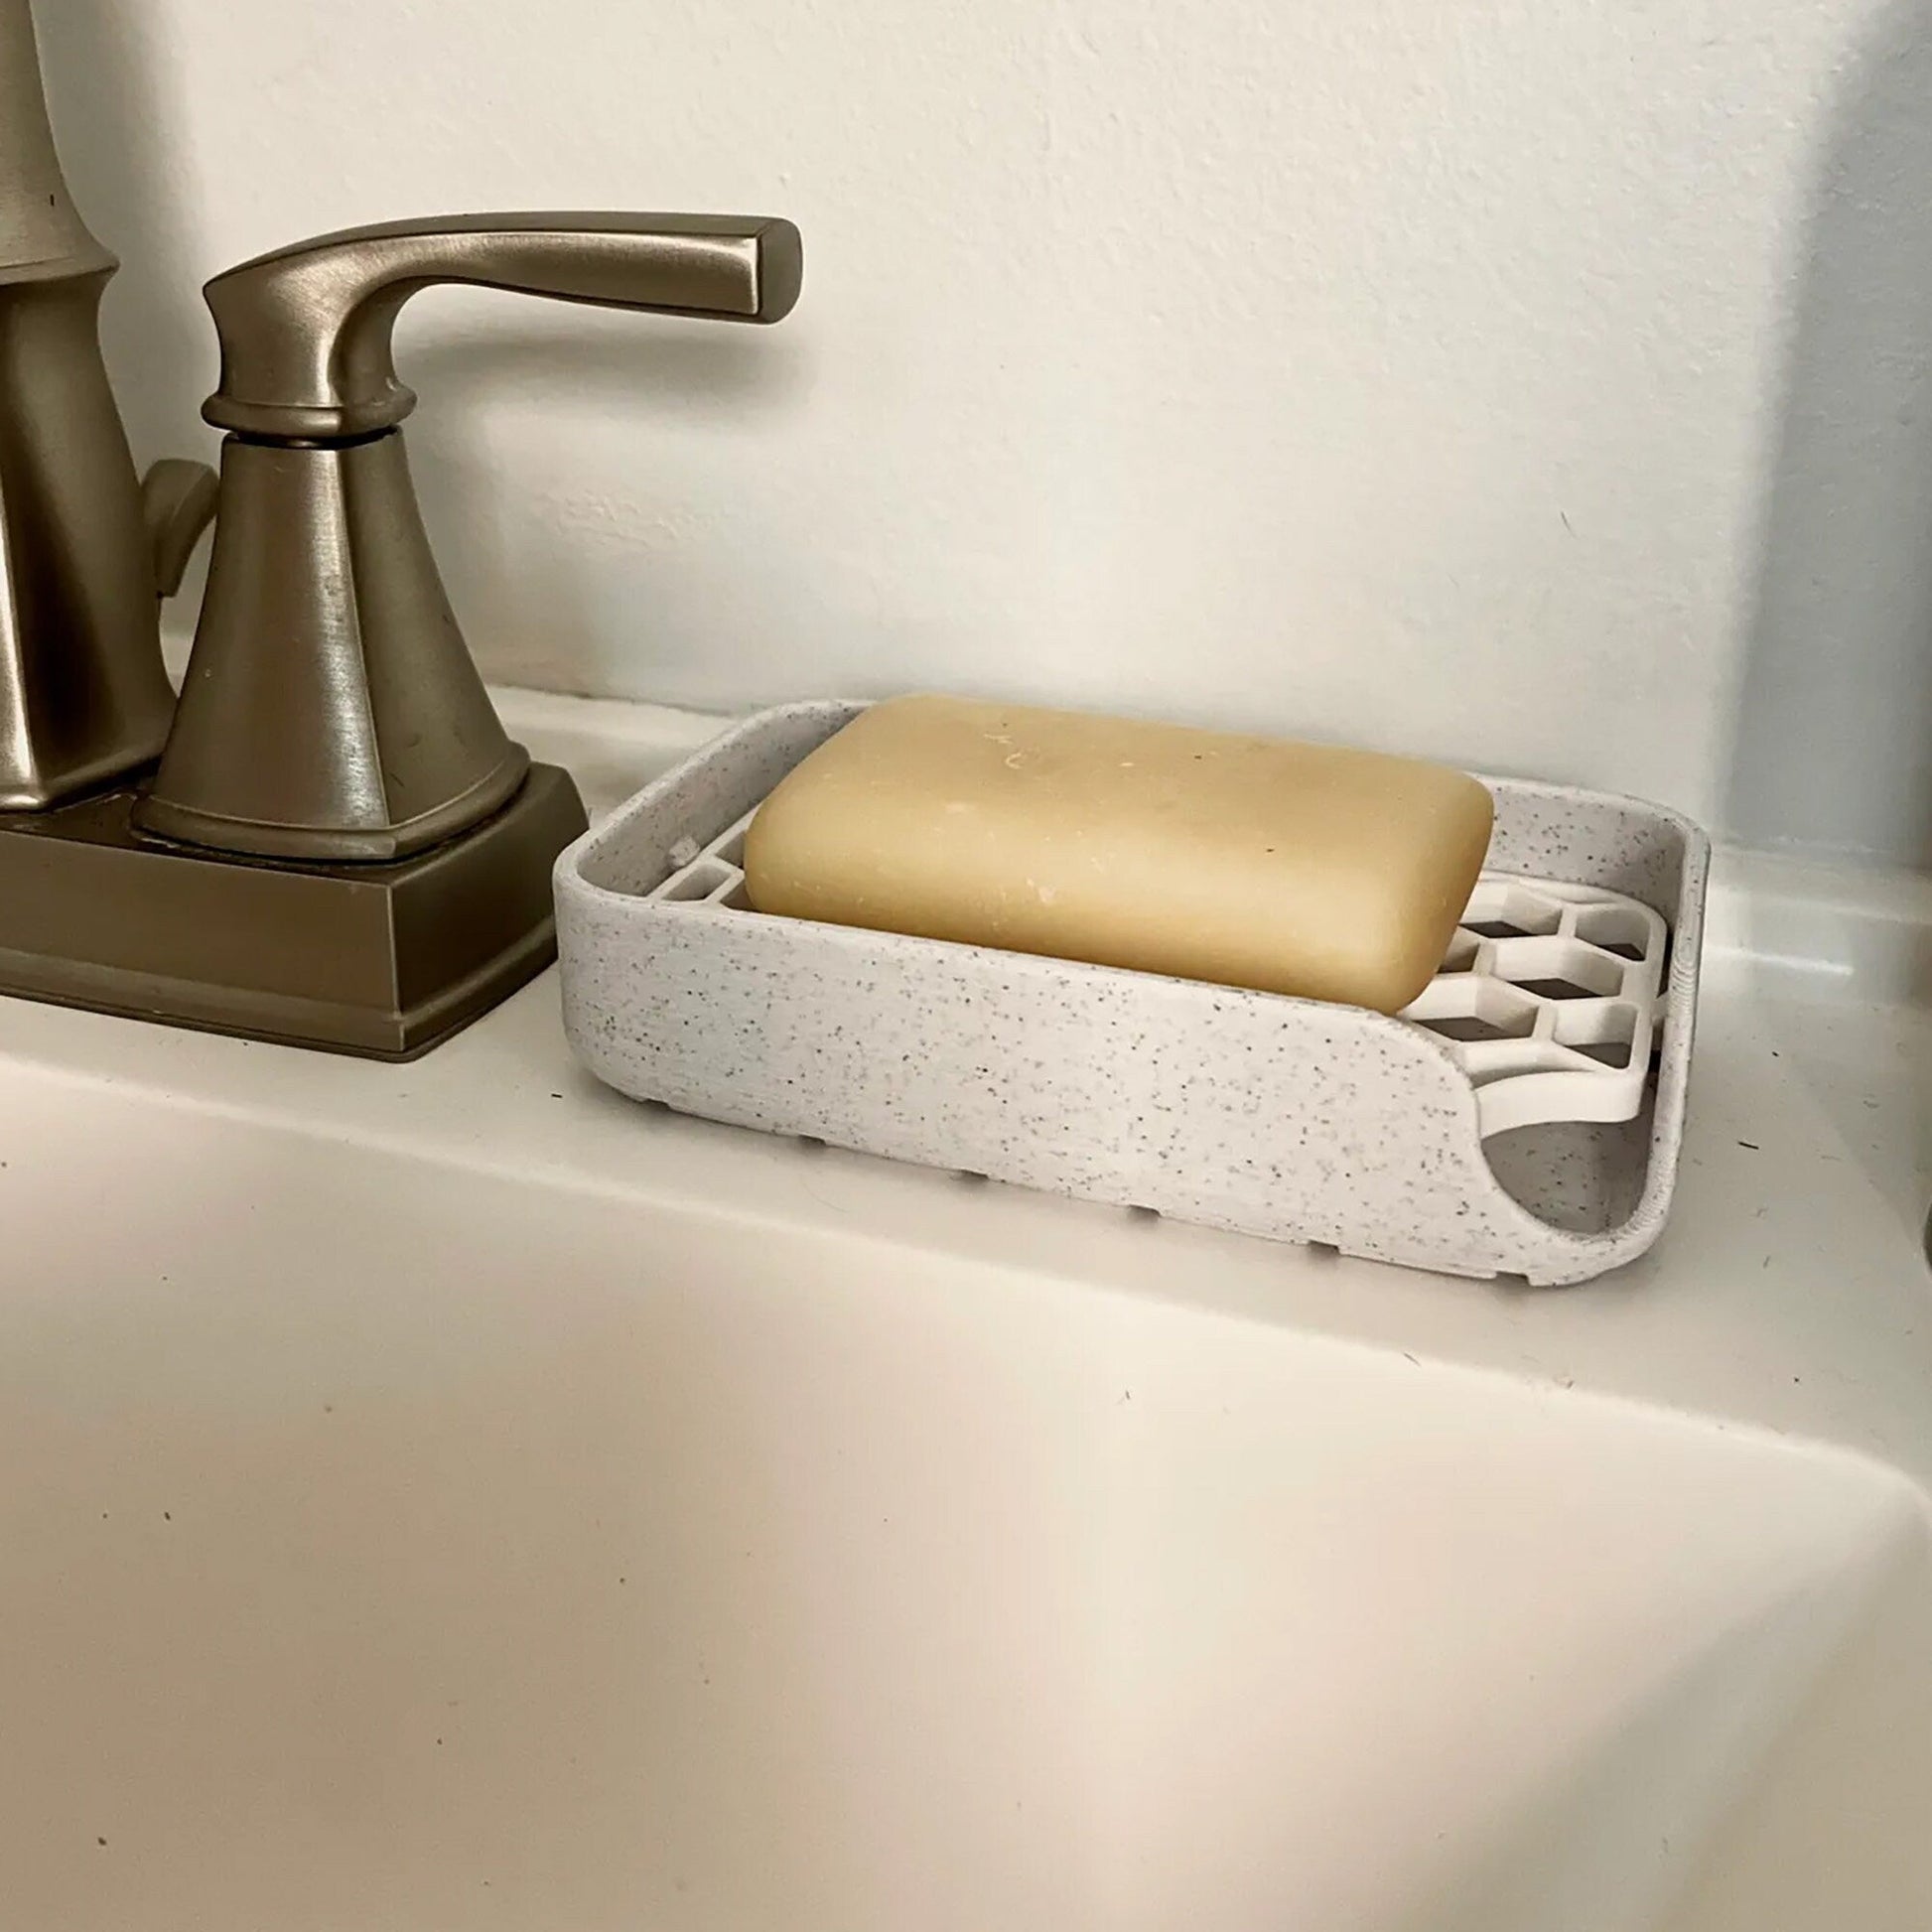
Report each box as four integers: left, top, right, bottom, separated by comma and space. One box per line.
743, 695, 1494, 1014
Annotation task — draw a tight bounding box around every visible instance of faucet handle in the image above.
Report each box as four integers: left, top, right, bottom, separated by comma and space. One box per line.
140, 459, 217, 598
139, 208, 801, 866
202, 211, 803, 441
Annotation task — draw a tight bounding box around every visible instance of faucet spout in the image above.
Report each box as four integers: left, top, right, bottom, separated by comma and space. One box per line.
0, 0, 213, 808
0, 0, 109, 280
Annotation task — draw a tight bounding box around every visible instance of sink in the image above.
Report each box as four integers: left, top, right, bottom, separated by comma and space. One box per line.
1, 1050, 1928, 1931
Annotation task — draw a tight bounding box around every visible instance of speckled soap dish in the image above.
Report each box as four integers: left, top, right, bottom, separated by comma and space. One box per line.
554, 702, 1710, 1286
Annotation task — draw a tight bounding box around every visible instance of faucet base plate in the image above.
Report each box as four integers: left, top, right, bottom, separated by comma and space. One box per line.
0, 759, 587, 1058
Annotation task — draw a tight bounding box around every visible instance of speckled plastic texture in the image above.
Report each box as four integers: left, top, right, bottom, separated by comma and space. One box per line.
555, 702, 1711, 1286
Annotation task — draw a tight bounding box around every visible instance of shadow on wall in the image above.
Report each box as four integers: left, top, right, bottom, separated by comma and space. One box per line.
1726, 0, 1932, 869
34, 0, 213, 470
403, 324, 809, 694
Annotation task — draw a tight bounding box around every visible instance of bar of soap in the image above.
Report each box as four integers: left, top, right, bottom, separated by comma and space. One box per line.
743, 695, 1494, 1014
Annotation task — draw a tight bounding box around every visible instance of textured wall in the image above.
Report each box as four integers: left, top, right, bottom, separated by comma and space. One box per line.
32, 0, 1932, 861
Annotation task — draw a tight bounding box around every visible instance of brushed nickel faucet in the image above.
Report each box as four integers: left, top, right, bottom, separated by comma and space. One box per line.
0, 0, 801, 1056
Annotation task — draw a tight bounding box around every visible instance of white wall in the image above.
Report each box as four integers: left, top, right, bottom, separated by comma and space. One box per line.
33, 0, 1932, 863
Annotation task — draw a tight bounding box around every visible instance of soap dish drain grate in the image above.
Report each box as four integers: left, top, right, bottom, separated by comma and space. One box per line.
1401, 877, 1667, 1137
645, 817, 1667, 1141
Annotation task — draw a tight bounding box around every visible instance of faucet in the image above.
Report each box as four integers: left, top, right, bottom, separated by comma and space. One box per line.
0, 0, 214, 807
0, 0, 800, 1057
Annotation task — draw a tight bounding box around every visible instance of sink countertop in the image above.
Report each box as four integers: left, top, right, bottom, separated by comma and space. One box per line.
3, 687, 1929, 1496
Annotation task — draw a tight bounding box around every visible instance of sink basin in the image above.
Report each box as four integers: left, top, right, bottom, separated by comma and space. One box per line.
2, 1051, 1928, 1931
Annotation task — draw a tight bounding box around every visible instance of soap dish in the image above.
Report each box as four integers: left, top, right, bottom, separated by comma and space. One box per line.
556, 701, 1710, 1287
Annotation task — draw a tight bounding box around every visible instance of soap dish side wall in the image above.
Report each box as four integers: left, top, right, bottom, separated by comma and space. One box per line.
555, 701, 1709, 1287
640, 820, 1673, 1145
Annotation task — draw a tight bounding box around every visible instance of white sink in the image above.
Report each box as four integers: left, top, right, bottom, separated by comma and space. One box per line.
2, 1051, 1928, 1932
